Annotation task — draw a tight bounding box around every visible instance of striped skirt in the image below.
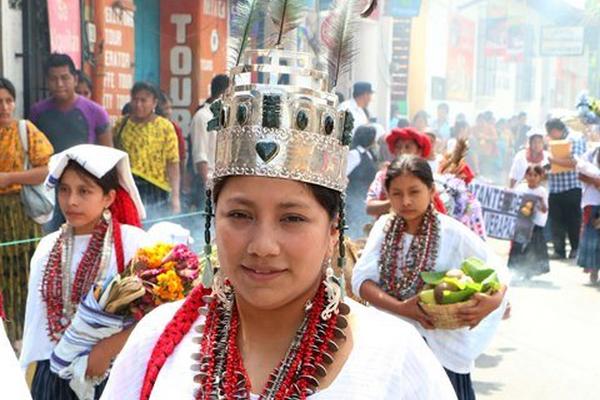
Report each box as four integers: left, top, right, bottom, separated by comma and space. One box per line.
445, 368, 476, 400
577, 205, 600, 270
31, 360, 106, 400
0, 193, 41, 342
508, 226, 550, 277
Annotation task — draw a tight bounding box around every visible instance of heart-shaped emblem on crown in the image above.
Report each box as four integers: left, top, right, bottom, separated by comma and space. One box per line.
255, 141, 280, 163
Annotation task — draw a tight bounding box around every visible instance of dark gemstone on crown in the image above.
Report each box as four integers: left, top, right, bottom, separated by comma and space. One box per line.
324, 115, 334, 135
296, 110, 309, 130
256, 141, 280, 163
263, 95, 281, 128
237, 104, 249, 125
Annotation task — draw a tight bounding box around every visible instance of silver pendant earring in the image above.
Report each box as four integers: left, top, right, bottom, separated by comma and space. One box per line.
321, 258, 342, 320
102, 208, 112, 222
211, 269, 232, 309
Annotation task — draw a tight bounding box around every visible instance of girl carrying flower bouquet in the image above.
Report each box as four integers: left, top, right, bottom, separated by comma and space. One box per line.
20, 145, 149, 400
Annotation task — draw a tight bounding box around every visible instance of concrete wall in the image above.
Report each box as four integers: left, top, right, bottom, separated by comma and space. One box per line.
353, 17, 394, 129
1, 2, 24, 116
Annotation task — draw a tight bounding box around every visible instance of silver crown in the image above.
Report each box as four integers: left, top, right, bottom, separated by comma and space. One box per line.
209, 48, 354, 192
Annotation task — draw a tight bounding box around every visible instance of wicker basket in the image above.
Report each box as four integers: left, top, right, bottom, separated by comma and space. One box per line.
419, 299, 477, 329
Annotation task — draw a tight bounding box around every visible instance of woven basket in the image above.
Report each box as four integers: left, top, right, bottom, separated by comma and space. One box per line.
420, 299, 477, 330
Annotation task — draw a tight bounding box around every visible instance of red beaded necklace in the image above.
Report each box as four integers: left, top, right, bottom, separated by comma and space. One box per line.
378, 206, 440, 300
139, 284, 350, 400
196, 283, 343, 399
40, 218, 121, 342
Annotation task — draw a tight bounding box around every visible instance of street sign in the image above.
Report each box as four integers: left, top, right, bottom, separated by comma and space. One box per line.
540, 26, 585, 57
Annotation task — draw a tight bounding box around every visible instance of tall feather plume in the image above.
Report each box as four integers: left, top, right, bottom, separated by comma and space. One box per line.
267, 0, 306, 48
322, 0, 363, 91
440, 138, 469, 175
229, 0, 265, 68
361, 0, 378, 18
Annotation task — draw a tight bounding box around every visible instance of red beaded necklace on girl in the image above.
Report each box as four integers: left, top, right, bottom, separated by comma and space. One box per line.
378, 206, 441, 300
140, 283, 350, 400
41, 216, 124, 342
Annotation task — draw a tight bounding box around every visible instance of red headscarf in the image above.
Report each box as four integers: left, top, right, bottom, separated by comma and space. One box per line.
385, 127, 432, 158
110, 187, 142, 228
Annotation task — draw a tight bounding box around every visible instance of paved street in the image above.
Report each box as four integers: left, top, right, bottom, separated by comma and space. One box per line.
474, 239, 600, 400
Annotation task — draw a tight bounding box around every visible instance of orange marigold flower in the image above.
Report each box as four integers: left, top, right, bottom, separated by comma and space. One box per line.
154, 270, 184, 302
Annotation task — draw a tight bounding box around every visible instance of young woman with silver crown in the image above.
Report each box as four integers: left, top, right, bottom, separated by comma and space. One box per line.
352, 155, 510, 400
20, 144, 150, 399
100, 1, 456, 399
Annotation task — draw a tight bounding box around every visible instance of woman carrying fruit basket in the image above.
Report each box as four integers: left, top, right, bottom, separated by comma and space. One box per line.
352, 155, 509, 400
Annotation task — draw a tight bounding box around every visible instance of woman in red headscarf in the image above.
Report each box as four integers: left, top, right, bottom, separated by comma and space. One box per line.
365, 127, 446, 218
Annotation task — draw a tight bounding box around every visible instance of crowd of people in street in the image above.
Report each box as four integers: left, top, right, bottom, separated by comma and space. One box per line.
0, 44, 599, 400
342, 80, 600, 288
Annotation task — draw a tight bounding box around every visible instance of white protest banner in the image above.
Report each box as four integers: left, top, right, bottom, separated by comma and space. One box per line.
468, 181, 523, 240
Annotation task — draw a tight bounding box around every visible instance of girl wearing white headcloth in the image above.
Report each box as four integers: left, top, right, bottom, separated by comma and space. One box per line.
20, 144, 150, 400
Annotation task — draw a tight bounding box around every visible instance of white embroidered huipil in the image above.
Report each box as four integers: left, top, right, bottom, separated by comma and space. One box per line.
577, 146, 600, 207
100, 299, 457, 400
1, 322, 31, 399
20, 225, 150, 370
352, 212, 510, 374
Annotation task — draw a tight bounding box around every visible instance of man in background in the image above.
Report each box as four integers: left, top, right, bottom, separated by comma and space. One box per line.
189, 74, 230, 209
30, 53, 112, 232
339, 81, 374, 129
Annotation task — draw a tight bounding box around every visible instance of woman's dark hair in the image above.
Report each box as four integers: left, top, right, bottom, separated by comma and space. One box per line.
396, 118, 410, 129
384, 155, 434, 191
156, 91, 172, 117
159, 91, 172, 105
483, 111, 495, 123
61, 160, 120, 195
76, 71, 93, 90
131, 81, 159, 99
45, 53, 77, 76
525, 164, 545, 179
452, 121, 469, 138
0, 77, 16, 100
121, 102, 131, 116
412, 110, 428, 125
351, 125, 376, 149
212, 177, 341, 220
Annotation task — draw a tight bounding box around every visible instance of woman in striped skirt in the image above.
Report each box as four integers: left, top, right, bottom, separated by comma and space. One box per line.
0, 77, 54, 343
577, 146, 600, 284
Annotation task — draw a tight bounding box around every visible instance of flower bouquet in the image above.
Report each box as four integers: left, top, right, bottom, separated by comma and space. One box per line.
50, 242, 200, 400
417, 257, 501, 329
101, 243, 200, 320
